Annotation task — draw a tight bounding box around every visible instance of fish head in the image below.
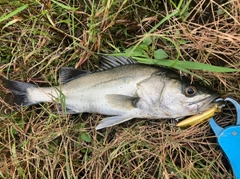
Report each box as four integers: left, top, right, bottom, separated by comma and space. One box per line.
158, 77, 219, 118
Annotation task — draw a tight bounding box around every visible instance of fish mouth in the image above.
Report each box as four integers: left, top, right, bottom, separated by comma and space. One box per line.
189, 93, 220, 112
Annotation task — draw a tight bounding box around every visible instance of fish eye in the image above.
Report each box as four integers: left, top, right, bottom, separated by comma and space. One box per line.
185, 86, 197, 97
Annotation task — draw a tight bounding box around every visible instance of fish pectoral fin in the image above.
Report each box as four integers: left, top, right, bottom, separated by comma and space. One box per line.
105, 94, 139, 110
96, 115, 133, 130
59, 67, 91, 84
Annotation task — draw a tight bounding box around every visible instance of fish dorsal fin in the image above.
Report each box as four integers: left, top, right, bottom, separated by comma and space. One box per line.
98, 56, 138, 71
59, 67, 91, 84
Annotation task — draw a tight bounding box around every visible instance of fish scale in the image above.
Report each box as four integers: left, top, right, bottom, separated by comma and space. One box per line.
62, 65, 158, 115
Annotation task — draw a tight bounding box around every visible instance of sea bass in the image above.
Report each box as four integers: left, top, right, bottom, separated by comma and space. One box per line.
1, 56, 218, 130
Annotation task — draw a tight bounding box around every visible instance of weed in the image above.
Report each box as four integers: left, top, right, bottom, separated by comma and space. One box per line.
0, 0, 239, 178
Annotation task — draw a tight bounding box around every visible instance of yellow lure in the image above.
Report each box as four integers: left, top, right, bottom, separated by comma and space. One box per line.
177, 104, 221, 127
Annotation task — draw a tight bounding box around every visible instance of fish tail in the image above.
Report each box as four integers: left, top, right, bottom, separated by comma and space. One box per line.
1, 77, 38, 106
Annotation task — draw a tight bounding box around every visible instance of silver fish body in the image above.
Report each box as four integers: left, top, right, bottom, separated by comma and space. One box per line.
2, 56, 218, 130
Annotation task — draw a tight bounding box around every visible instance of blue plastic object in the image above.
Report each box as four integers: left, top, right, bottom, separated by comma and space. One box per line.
209, 97, 240, 179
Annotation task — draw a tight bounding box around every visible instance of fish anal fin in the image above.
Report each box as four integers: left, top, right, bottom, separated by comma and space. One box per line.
105, 94, 139, 110
56, 103, 78, 114
96, 115, 133, 130
59, 67, 91, 84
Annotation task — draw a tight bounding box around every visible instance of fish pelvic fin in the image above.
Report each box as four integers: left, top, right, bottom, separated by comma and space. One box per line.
96, 115, 134, 130
1, 77, 37, 106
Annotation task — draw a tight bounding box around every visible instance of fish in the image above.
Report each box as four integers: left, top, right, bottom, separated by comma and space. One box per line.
1, 56, 219, 130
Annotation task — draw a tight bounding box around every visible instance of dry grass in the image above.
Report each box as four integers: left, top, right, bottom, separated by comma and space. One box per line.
0, 0, 239, 178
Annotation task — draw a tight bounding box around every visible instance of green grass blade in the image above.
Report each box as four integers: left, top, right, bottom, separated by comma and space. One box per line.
0, 4, 28, 23
148, 0, 184, 34
64, 145, 71, 179
51, 0, 78, 11
11, 142, 27, 179
2, 19, 19, 29
163, 59, 239, 72
148, 11, 178, 34
115, 55, 239, 73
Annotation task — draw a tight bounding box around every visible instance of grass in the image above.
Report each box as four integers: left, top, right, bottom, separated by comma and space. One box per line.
0, 0, 239, 178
